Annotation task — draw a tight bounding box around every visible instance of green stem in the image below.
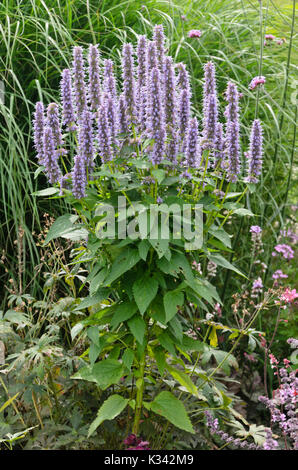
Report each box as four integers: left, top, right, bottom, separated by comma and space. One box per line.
132, 350, 146, 436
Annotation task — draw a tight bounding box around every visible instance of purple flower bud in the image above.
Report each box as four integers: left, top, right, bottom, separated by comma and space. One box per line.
72, 154, 86, 199
46, 103, 63, 148
33, 101, 45, 164
245, 119, 263, 183
122, 43, 136, 127
88, 44, 101, 111
185, 117, 200, 168
72, 46, 87, 119
43, 126, 61, 184
97, 104, 112, 162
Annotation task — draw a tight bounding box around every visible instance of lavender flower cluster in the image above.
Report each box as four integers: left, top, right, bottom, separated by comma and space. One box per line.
33, 25, 263, 199
259, 366, 298, 450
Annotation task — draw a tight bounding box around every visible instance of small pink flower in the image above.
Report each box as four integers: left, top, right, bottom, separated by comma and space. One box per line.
249, 76, 266, 90
280, 288, 298, 304
188, 30, 202, 38
265, 34, 275, 41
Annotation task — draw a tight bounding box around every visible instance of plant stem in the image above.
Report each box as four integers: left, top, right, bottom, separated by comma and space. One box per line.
132, 350, 146, 436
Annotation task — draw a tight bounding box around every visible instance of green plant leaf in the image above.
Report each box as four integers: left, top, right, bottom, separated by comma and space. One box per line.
127, 315, 146, 344
103, 248, 140, 285
43, 214, 79, 245
133, 276, 158, 315
208, 254, 246, 278
91, 359, 124, 389
151, 391, 194, 433
110, 301, 138, 329
166, 366, 199, 397
163, 290, 184, 323
88, 395, 129, 437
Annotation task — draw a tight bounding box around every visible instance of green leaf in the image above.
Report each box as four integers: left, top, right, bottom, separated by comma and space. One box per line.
71, 365, 98, 383
163, 291, 184, 323
103, 248, 140, 285
209, 227, 232, 249
110, 301, 138, 329
122, 348, 134, 371
233, 208, 254, 217
151, 391, 194, 433
92, 359, 124, 390
166, 366, 199, 397
153, 346, 166, 375
138, 239, 150, 261
133, 276, 158, 315
208, 254, 246, 278
127, 315, 146, 344
32, 187, 59, 196
209, 326, 218, 347
43, 214, 79, 245
88, 395, 129, 437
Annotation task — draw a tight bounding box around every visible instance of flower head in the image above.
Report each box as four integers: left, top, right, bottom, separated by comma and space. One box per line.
188, 30, 202, 38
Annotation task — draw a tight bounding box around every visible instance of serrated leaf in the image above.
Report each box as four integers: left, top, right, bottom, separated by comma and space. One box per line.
133, 276, 158, 315
110, 301, 138, 329
127, 315, 146, 344
88, 395, 129, 437
103, 248, 140, 286
166, 366, 199, 397
163, 291, 184, 323
92, 359, 124, 390
151, 391, 194, 433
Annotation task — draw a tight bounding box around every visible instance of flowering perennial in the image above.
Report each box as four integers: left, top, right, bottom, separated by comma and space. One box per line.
33, 26, 263, 198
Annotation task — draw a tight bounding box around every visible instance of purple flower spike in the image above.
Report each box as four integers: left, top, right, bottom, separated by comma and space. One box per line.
148, 67, 166, 143
33, 101, 45, 164
178, 88, 191, 151
118, 94, 129, 135
177, 63, 191, 93
72, 154, 86, 199
103, 59, 117, 99
153, 24, 165, 70
224, 81, 239, 123
185, 117, 200, 168
73, 46, 87, 119
61, 69, 76, 131
163, 55, 177, 127
147, 41, 158, 74
245, 119, 263, 183
213, 122, 225, 170
137, 35, 147, 128
97, 104, 112, 162
122, 43, 136, 127
105, 93, 119, 146
78, 109, 94, 174
88, 44, 101, 111
203, 62, 216, 104
43, 126, 61, 184
226, 120, 241, 182
46, 103, 64, 148
202, 93, 218, 149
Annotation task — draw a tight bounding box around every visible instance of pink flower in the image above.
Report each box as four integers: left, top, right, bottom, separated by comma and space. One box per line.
188, 30, 202, 38
265, 34, 275, 41
280, 288, 298, 304
249, 76, 266, 90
